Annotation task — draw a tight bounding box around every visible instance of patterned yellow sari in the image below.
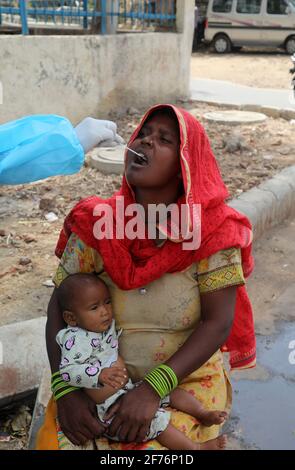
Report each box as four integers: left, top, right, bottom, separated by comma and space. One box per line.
36, 234, 245, 450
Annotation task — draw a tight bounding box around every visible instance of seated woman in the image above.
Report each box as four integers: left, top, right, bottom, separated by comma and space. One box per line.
37, 104, 256, 450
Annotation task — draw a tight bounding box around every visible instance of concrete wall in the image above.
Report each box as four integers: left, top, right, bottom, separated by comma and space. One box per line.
0, 1, 194, 124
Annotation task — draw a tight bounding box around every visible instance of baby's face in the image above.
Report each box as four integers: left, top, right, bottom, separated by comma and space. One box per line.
72, 281, 113, 333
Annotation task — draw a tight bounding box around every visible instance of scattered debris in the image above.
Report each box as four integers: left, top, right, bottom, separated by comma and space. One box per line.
126, 106, 140, 115
0, 432, 10, 443
19, 257, 32, 266
42, 279, 55, 288
248, 170, 269, 177
10, 406, 32, 434
263, 155, 273, 161
0, 266, 20, 279
223, 132, 249, 153
0, 396, 35, 450
271, 139, 282, 146
39, 196, 56, 212
278, 147, 292, 156
23, 234, 37, 244
6, 233, 12, 246
44, 212, 58, 222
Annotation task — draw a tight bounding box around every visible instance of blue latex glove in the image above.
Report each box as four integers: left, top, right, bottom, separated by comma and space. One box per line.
74, 117, 124, 153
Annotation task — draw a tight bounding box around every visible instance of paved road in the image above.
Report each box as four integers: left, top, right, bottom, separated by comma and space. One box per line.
190, 78, 295, 111
225, 217, 295, 450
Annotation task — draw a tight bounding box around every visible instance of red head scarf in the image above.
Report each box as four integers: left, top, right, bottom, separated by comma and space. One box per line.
56, 104, 256, 370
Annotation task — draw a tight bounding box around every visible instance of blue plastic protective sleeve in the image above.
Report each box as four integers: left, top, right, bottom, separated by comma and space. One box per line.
0, 114, 84, 184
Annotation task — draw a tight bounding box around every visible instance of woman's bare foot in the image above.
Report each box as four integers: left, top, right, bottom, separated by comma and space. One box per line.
198, 410, 228, 427
196, 435, 227, 451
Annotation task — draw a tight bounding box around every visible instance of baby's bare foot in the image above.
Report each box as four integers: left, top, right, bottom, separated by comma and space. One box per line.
197, 435, 227, 451
198, 410, 227, 427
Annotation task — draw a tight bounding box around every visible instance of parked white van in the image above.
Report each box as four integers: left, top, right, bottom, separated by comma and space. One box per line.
204, 0, 295, 53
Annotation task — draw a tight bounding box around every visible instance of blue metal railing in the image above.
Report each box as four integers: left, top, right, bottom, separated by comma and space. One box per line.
0, 1, 176, 35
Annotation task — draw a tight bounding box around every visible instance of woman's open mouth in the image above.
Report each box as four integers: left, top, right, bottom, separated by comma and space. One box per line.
134, 152, 149, 166
127, 147, 149, 166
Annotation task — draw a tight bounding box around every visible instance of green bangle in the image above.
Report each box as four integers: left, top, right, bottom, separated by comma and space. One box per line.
144, 364, 178, 399
158, 364, 178, 389
51, 377, 64, 389
145, 375, 166, 398
148, 369, 168, 396
51, 371, 61, 380
51, 372, 76, 394
145, 374, 167, 399
54, 386, 79, 401
52, 381, 72, 394
144, 376, 161, 397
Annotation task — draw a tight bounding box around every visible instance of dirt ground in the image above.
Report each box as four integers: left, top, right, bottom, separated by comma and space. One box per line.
191, 49, 291, 89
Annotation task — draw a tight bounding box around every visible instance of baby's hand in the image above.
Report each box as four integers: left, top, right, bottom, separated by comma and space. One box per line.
99, 367, 128, 389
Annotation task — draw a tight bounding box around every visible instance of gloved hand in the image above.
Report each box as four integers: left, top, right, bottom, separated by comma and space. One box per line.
74, 117, 125, 154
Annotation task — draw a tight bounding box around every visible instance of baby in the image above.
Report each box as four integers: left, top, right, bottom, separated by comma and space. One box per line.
56, 273, 227, 450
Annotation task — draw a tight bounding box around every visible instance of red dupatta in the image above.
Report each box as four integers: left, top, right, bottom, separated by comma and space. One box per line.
56, 104, 256, 370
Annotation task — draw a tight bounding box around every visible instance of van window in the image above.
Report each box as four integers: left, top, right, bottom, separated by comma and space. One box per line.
236, 0, 262, 13
212, 0, 233, 13
267, 0, 288, 14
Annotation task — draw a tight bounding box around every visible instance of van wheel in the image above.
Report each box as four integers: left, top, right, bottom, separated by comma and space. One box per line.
286, 36, 295, 54
213, 34, 232, 53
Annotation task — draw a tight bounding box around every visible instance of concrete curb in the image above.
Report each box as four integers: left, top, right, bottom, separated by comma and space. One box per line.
0, 317, 48, 406
1, 165, 294, 447
229, 165, 295, 239
0, 316, 50, 449
27, 367, 51, 450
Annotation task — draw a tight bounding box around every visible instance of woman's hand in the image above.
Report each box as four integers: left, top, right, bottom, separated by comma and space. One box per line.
106, 382, 160, 443
57, 389, 106, 445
